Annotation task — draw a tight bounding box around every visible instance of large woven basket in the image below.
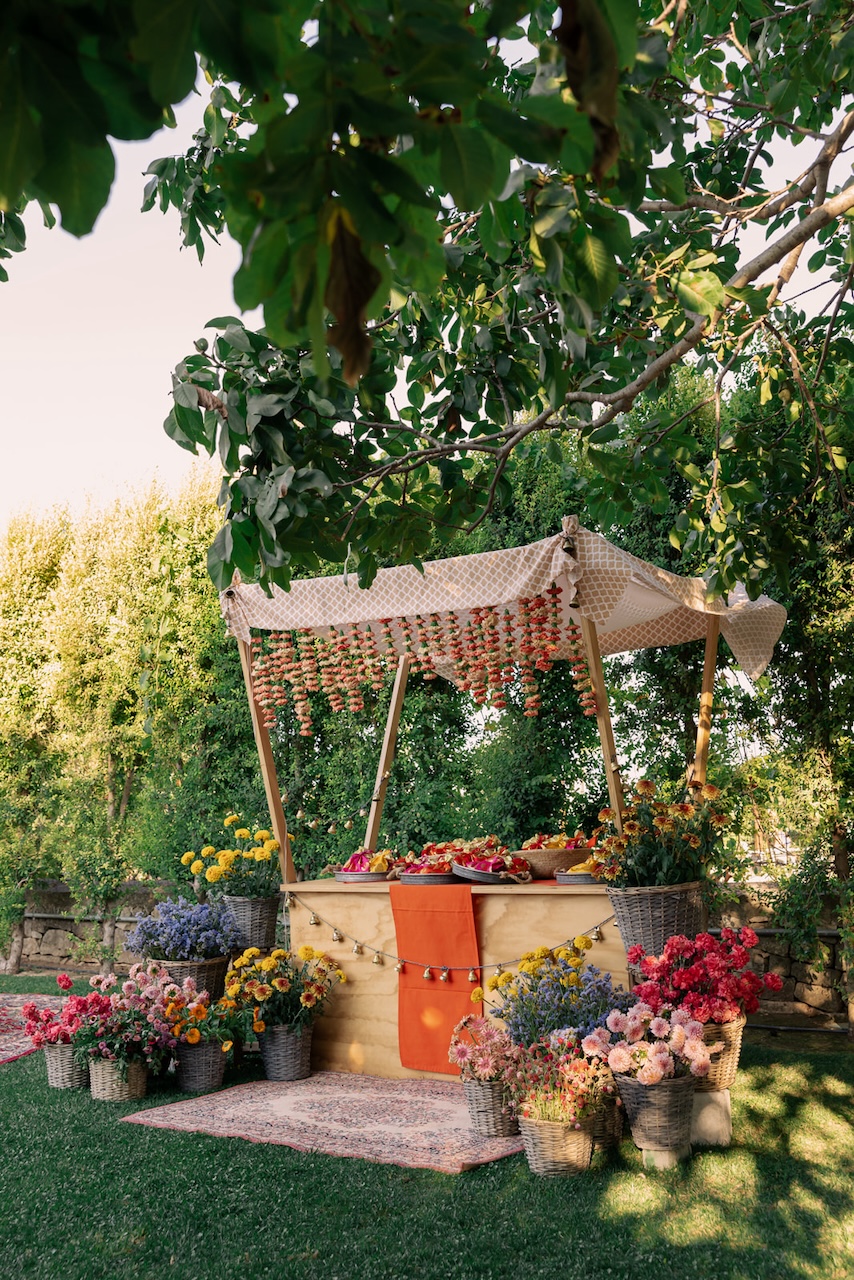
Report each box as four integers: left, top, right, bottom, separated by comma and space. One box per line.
44, 1041, 89, 1090
155, 956, 230, 1000
176, 1039, 228, 1093
223, 895, 280, 950
615, 1073, 695, 1150
515, 847, 589, 880
518, 1117, 594, 1176
258, 1023, 313, 1081
89, 1058, 148, 1102
698, 1015, 746, 1092
462, 1079, 519, 1137
590, 1093, 624, 1149
606, 882, 704, 959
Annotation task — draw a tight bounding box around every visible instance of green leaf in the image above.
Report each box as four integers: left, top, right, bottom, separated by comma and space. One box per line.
0, 59, 42, 209
675, 268, 725, 317
131, 0, 199, 106
33, 136, 115, 236
439, 126, 496, 211
575, 233, 618, 309
649, 165, 687, 205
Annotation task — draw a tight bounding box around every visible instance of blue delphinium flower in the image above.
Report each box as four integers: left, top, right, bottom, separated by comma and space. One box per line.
126, 897, 243, 960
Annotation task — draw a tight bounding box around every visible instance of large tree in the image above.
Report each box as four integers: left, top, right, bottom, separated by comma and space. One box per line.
2, 1, 852, 593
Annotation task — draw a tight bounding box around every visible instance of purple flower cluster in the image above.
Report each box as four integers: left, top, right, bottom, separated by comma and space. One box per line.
501, 963, 635, 1047
126, 897, 243, 961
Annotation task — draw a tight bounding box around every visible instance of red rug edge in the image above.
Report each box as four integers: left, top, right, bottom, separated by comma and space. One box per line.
0, 1046, 38, 1065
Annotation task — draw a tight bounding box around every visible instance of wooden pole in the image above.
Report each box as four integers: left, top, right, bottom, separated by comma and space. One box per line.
364, 655, 410, 851
578, 616, 625, 830
237, 638, 297, 884
691, 616, 721, 787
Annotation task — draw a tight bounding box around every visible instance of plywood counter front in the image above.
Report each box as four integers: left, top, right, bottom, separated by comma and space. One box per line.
286, 879, 628, 1080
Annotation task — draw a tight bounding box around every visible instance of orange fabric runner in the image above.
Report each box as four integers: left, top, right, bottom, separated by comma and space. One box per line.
389, 883, 483, 1075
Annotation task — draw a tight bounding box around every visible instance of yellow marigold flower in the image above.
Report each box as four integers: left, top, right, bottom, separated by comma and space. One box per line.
565, 972, 579, 987
235, 828, 251, 840
574, 935, 592, 951
222, 1040, 233, 1053
266, 839, 280, 853
635, 779, 656, 797
486, 974, 500, 992
190, 860, 204, 875
470, 986, 484, 1003
253, 1020, 266, 1034
201, 846, 216, 857
254, 830, 271, 841
532, 946, 551, 960
255, 849, 271, 862
700, 783, 721, 801
272, 977, 291, 992
180, 852, 195, 866
224, 814, 240, 827
271, 949, 287, 960
260, 956, 277, 972
185, 1027, 201, 1044
241, 851, 255, 860
497, 971, 514, 988
598, 807, 616, 822
205, 865, 223, 883
297, 945, 315, 962
244, 948, 261, 960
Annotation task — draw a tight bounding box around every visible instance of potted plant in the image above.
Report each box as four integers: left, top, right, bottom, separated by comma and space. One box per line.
125, 896, 244, 999
627, 927, 784, 1090
164, 976, 248, 1093
226, 944, 346, 1080
448, 1015, 519, 1137
472, 935, 633, 1047
22, 973, 91, 1089
183, 813, 282, 948
581, 1002, 723, 1153
70, 963, 178, 1101
504, 1032, 615, 1176
594, 780, 745, 957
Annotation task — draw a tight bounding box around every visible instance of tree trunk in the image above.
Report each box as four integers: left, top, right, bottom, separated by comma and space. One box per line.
5, 921, 24, 975
100, 914, 117, 975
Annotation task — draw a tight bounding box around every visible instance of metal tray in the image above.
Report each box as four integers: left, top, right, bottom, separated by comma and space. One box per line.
334, 871, 389, 883
398, 872, 459, 884
555, 871, 599, 885
451, 861, 508, 884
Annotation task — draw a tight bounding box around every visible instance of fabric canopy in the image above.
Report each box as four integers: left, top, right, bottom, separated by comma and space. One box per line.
221, 515, 786, 680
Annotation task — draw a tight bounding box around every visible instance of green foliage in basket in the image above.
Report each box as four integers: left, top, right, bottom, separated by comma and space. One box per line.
595, 779, 749, 889
182, 811, 281, 898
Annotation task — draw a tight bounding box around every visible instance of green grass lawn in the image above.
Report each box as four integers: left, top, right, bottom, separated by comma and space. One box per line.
1, 976, 852, 1280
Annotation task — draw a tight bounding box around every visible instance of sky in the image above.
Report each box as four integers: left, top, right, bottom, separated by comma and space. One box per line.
0, 95, 240, 530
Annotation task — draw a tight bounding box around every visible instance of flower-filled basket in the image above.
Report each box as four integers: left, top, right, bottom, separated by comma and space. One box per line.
125, 897, 244, 1000
449, 1016, 519, 1137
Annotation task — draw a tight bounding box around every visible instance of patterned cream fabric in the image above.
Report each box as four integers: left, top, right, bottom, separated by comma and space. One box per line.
222, 516, 786, 679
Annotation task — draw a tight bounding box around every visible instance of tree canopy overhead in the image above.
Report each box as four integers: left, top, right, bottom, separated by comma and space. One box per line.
2, 1, 853, 593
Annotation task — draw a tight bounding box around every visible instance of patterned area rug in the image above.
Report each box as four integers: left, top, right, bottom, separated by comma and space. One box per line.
122, 1072, 524, 1174
0, 994, 63, 1064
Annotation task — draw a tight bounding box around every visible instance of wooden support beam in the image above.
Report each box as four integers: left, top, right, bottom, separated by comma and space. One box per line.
364, 655, 410, 851
691, 616, 721, 787
237, 638, 297, 884
578, 616, 625, 830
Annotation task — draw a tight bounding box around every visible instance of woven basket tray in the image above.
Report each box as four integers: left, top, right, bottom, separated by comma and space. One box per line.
462, 1079, 519, 1138
89, 1058, 148, 1102
514, 847, 588, 879
258, 1023, 313, 1081
698, 1015, 746, 1092
334, 871, 389, 883
519, 1117, 594, 1176
615, 1073, 695, 1150
176, 1039, 228, 1093
154, 955, 229, 1000
223, 894, 281, 950
44, 1041, 89, 1090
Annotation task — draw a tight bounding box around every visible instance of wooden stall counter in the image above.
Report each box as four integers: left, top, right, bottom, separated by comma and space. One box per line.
286, 878, 628, 1081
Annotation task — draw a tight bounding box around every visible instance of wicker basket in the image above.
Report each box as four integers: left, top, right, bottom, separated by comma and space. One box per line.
44, 1041, 89, 1090
519, 1117, 594, 1176
514, 847, 589, 880
258, 1023, 313, 1081
154, 956, 230, 1000
615, 1073, 695, 1150
590, 1093, 624, 1149
698, 1015, 746, 1092
462, 1079, 519, 1137
223, 895, 280, 950
176, 1039, 228, 1093
89, 1058, 148, 1102
606, 882, 704, 958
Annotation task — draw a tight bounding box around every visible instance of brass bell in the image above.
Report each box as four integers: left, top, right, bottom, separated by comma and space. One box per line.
372, 953, 383, 966
423, 967, 432, 980
439, 968, 449, 983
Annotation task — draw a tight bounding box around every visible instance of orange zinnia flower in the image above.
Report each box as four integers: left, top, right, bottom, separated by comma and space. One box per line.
185, 1027, 201, 1044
